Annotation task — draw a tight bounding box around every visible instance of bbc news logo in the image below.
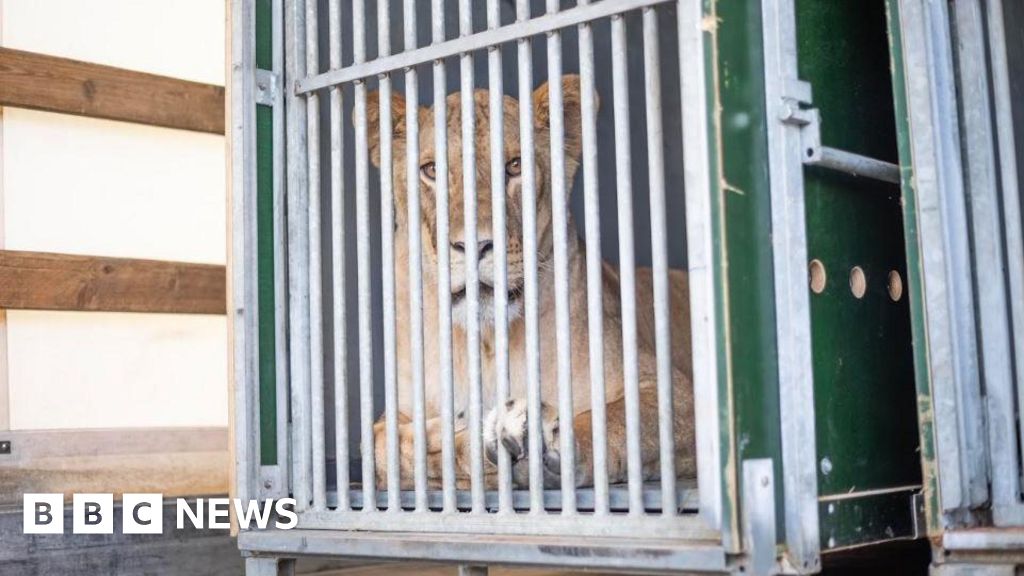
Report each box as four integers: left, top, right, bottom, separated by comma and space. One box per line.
23, 494, 297, 534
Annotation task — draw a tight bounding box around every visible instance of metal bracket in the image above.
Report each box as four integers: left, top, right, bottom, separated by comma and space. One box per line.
742, 459, 779, 576
911, 491, 927, 539
256, 69, 280, 107
780, 93, 901, 185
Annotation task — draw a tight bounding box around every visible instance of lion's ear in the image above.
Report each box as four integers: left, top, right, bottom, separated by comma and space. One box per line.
532, 74, 595, 163
363, 90, 409, 167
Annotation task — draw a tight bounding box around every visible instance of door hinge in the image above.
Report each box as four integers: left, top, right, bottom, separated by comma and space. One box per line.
255, 69, 280, 107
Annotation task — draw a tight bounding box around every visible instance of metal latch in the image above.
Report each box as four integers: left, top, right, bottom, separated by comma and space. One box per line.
779, 89, 901, 185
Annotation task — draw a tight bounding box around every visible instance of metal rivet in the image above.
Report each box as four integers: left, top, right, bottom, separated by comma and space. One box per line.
820, 457, 833, 475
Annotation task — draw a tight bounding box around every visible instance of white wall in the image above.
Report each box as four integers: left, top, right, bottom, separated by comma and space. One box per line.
1, 0, 224, 85
2, 109, 225, 264
6, 311, 228, 429
0, 0, 228, 430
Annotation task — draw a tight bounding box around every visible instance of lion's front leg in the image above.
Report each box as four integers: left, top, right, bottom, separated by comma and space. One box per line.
480, 385, 695, 491
373, 414, 450, 490
597, 384, 696, 485
374, 415, 491, 491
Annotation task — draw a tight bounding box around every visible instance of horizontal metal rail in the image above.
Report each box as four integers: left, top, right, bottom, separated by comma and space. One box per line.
807, 146, 901, 185
295, 0, 673, 93
297, 508, 716, 540
330, 484, 701, 512
240, 529, 729, 573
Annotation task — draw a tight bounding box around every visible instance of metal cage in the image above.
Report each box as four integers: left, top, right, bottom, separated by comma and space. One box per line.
233, 0, 740, 570
226, 0, 983, 573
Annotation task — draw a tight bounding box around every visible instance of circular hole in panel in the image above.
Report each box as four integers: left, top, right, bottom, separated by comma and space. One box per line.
888, 270, 903, 302
850, 266, 867, 299
809, 259, 827, 294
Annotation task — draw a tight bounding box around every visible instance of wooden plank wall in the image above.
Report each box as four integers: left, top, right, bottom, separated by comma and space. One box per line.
0, 31, 229, 502
0, 47, 224, 134
0, 47, 228, 316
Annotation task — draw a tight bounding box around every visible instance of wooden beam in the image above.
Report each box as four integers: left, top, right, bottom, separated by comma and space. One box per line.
0, 427, 230, 506
0, 47, 225, 134
0, 250, 226, 315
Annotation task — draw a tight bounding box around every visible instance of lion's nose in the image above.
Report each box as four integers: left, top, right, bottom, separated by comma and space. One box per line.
451, 239, 494, 260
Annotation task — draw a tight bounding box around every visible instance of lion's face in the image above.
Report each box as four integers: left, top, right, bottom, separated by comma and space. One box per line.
367, 76, 588, 326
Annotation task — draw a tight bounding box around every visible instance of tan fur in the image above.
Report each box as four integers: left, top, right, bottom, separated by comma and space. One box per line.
363, 76, 695, 489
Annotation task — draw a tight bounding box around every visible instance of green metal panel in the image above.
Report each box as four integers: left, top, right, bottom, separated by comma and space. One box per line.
796, 0, 922, 550
885, 0, 941, 536
255, 0, 272, 71
257, 103, 277, 466
256, 0, 277, 466
695, 0, 927, 555
710, 0, 785, 545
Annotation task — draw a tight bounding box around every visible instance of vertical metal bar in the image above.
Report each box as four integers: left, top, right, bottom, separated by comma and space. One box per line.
987, 0, 1024, 521
378, 0, 401, 513
230, 0, 258, 505
954, 0, 1012, 514
433, 0, 457, 513
404, 0, 429, 511
907, 0, 988, 512
610, 11, 643, 515
677, 0, 723, 534
272, 0, 291, 499
544, 0, 576, 513
487, 0, 514, 514
761, 0, 819, 566
328, 0, 349, 512
305, 0, 327, 512
285, 0, 312, 512
577, 0, 608, 517
642, 4, 675, 515
516, 0, 544, 513
352, 0, 376, 510
246, 557, 295, 576
459, 0, 486, 514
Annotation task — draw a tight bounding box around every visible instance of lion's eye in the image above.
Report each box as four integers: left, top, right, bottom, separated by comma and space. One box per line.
420, 162, 437, 181
505, 157, 522, 178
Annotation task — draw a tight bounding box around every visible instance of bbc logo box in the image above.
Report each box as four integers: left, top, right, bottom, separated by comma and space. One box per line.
22, 494, 64, 534
23, 493, 163, 535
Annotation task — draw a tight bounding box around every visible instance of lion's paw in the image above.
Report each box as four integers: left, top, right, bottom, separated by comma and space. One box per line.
484, 399, 562, 485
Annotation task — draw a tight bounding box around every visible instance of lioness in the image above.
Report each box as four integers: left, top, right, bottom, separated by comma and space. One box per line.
365, 75, 695, 490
